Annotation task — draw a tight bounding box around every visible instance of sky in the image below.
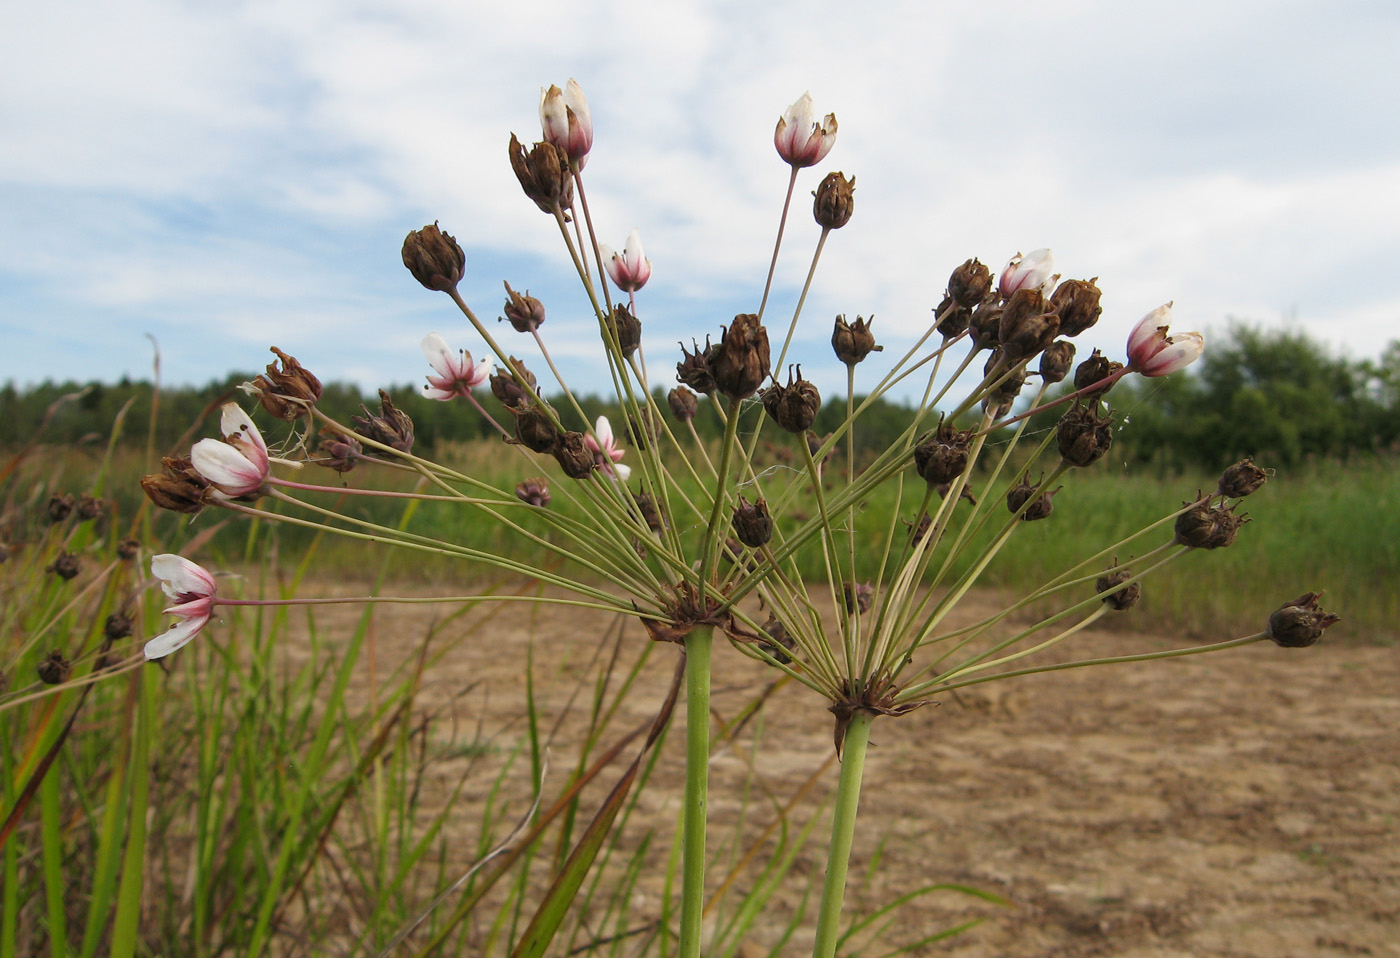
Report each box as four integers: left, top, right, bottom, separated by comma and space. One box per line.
3, 0, 1398, 404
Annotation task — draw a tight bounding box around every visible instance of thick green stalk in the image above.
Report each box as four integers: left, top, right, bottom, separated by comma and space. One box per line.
678, 626, 714, 958
812, 710, 874, 958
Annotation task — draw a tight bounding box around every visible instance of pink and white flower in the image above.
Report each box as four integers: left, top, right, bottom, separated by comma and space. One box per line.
1126, 303, 1204, 376
422, 332, 493, 400
774, 93, 837, 168
583, 415, 630, 480
601, 228, 652, 293
998, 249, 1057, 298
540, 78, 593, 169
145, 554, 217, 659
191, 403, 269, 498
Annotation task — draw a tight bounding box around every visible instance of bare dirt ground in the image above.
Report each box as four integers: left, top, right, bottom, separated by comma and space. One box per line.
298, 578, 1399, 957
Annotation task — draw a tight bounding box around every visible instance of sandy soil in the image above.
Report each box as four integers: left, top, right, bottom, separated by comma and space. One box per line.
293, 579, 1399, 957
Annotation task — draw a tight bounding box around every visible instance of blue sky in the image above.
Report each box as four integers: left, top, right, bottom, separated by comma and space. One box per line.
3, 0, 1398, 403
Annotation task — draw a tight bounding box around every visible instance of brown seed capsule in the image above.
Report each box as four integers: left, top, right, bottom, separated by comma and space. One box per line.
676, 339, 717, 395
948, 258, 993, 309
1267, 592, 1340, 648
983, 350, 1028, 416
515, 477, 551, 507
935, 295, 973, 339
711, 314, 771, 400
998, 288, 1060, 361
47, 494, 74, 523
552, 431, 596, 479
508, 134, 574, 214
843, 582, 874, 615
353, 390, 415, 454
761, 366, 822, 434
758, 614, 799, 665
732, 496, 773, 548
47, 552, 80, 581
1039, 339, 1077, 384
806, 430, 836, 465
626, 407, 660, 450
501, 281, 545, 333
513, 404, 561, 453
668, 386, 698, 422
604, 305, 642, 358
38, 651, 71, 685
141, 456, 211, 514
315, 428, 362, 473
1049, 278, 1103, 337
813, 171, 855, 229
1173, 497, 1249, 549
104, 611, 135, 641
1006, 473, 1061, 521
633, 490, 665, 533
1096, 566, 1141, 610
491, 356, 538, 409
914, 416, 972, 485
253, 347, 323, 420
831, 314, 882, 366
1218, 457, 1270, 498
117, 538, 140, 560
1073, 349, 1124, 397
1057, 403, 1114, 468
968, 301, 1003, 350
76, 496, 104, 521
937, 482, 978, 506
401, 222, 466, 292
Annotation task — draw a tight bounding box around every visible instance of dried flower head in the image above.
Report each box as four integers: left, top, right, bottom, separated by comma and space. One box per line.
38, 651, 71, 685
508, 134, 574, 214
1267, 592, 1340, 648
1049, 278, 1103, 337
604, 305, 642, 358
843, 582, 875, 615
732, 496, 774, 549
75, 495, 104, 521
1006, 473, 1061, 521
1057, 403, 1114, 468
117, 538, 140, 560
1218, 457, 1270, 499
502, 282, 546, 333
315, 427, 361, 473
761, 366, 822, 434
813, 171, 855, 230
552, 431, 596, 479
913, 417, 972, 486
1096, 565, 1141, 611
490, 356, 539, 409
1039, 339, 1077, 384
104, 611, 134, 641
948, 258, 993, 310
676, 339, 717, 395
353, 390, 415, 455
515, 477, 551, 507
668, 386, 698, 422
402, 222, 466, 292
513, 403, 561, 453
997, 288, 1060, 361
47, 494, 74, 523
1174, 497, 1249, 549
142, 456, 211, 514
253, 347, 323, 420
47, 551, 80, 581
831, 314, 882, 366
711, 314, 771, 400
1073, 348, 1124, 396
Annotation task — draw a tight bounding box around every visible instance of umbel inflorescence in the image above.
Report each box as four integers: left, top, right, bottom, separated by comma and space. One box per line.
141, 80, 1335, 958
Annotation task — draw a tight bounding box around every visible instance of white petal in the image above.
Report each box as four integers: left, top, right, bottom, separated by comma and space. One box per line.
191, 438, 260, 495
595, 415, 615, 446
220, 403, 267, 460
421, 332, 457, 378
613, 463, 631, 481
150, 554, 215, 599
143, 615, 207, 660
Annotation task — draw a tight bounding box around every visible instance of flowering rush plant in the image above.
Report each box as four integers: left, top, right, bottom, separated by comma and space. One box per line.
142, 81, 1335, 956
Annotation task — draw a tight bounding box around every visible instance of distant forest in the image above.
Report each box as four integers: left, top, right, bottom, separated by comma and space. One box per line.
5, 325, 1398, 473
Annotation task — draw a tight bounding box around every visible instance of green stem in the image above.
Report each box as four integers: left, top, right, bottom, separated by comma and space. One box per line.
678, 626, 714, 958
812, 710, 874, 958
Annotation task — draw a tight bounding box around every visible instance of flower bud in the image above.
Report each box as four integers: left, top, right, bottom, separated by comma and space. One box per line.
491, 356, 538, 409
47, 552, 80, 581
104, 611, 134, 641
253, 347, 323, 421
315, 428, 361, 473
761, 366, 821, 434
1096, 566, 1141, 611
117, 538, 140, 560
513, 404, 561, 453
1073, 349, 1124, 397
1218, 457, 1270, 499
732, 496, 773, 548
668, 386, 698, 423
502, 282, 546, 333
711, 314, 771, 400
508, 134, 574, 214
604, 305, 642, 358
1057, 404, 1114, 468
1267, 592, 1339, 648
539, 79, 593, 169
813, 172, 855, 230
913, 417, 972, 486
1039, 340, 1076, 384
998, 288, 1060, 361
352, 390, 415, 455
141, 456, 211, 514
1050, 278, 1103, 337
843, 582, 874, 615
515, 477, 551, 507
402, 222, 466, 292
552, 431, 596, 479
949, 259, 993, 309
831, 314, 881, 366
76, 495, 104, 521
38, 651, 71, 685
1006, 473, 1061, 521
676, 339, 717, 395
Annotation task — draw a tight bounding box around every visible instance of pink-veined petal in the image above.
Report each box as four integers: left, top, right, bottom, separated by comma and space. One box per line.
143, 615, 209, 660
219, 403, 268, 468
150, 553, 215, 601
421, 332, 460, 379
191, 438, 264, 497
